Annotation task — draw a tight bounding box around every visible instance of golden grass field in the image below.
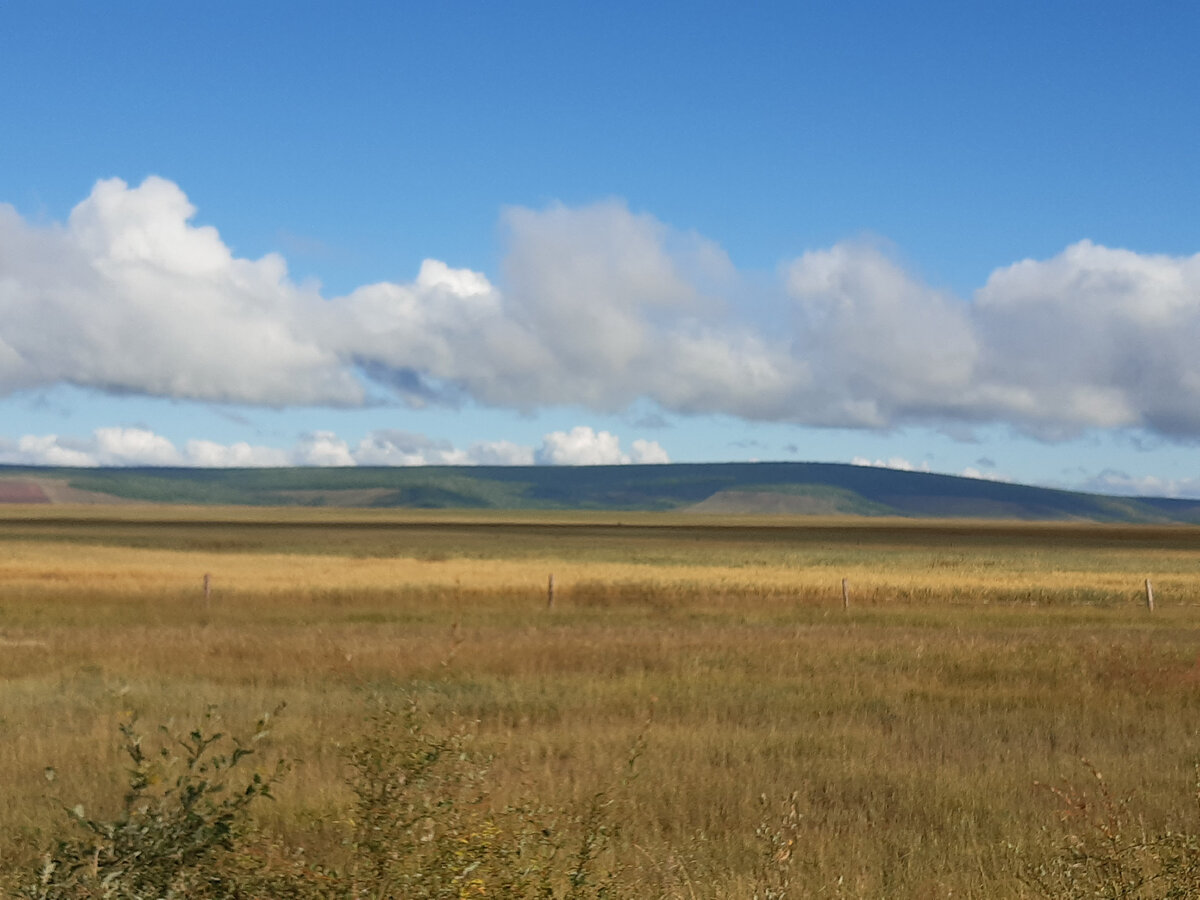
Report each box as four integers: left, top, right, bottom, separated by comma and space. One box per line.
2, 506, 1200, 896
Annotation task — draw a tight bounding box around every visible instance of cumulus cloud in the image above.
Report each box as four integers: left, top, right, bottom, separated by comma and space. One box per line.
959, 466, 1009, 482
0, 179, 805, 419
0, 178, 361, 406
0, 428, 283, 467
335, 200, 802, 417
11, 434, 96, 467
294, 431, 356, 467
184, 439, 291, 467
1078, 469, 1200, 499
467, 440, 536, 466
353, 430, 472, 466
532, 428, 670, 466
0, 425, 666, 468
535, 426, 628, 466
786, 242, 978, 426
7, 177, 1200, 442
630, 438, 670, 464
94, 426, 182, 466
971, 241, 1200, 437
853, 455, 1011, 482
851, 456, 932, 473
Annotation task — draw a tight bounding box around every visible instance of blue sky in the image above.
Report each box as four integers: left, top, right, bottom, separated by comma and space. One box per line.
2, 1, 1200, 495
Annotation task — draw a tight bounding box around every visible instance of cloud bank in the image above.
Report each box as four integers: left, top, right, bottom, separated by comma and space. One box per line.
0, 425, 668, 469
5, 177, 1200, 440
851, 454, 1011, 484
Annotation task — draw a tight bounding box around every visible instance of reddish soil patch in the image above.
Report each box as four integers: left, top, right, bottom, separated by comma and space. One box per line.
0, 481, 50, 503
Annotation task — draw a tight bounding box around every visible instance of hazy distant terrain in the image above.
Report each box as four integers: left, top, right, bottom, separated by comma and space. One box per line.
2, 462, 1198, 522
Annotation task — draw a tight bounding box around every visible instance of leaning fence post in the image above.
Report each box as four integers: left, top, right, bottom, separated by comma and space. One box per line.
547, 573, 556, 609
842, 578, 850, 610
1145, 578, 1155, 612
201, 572, 213, 624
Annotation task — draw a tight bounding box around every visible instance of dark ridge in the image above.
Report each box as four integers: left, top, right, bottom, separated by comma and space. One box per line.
1, 462, 1197, 523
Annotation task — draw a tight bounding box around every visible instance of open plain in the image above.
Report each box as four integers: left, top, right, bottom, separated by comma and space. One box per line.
2, 506, 1200, 896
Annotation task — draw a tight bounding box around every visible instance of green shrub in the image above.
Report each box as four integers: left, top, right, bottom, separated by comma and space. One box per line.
1019, 760, 1200, 899
336, 696, 627, 899
20, 699, 638, 899
23, 706, 287, 899
19, 698, 827, 898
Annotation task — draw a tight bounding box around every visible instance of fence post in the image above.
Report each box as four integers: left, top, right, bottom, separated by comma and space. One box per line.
1145, 578, 1155, 612
842, 578, 850, 610
203, 573, 211, 601
547, 573, 555, 609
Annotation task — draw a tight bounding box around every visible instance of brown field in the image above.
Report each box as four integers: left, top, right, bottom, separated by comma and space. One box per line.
2, 507, 1200, 896
0, 482, 48, 504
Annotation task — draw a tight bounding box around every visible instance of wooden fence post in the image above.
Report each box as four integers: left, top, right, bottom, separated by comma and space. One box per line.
547, 573, 555, 609
841, 578, 850, 610
1145, 578, 1155, 612
203, 573, 211, 601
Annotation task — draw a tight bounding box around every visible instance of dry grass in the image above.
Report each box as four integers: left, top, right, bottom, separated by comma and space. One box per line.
2, 507, 1200, 896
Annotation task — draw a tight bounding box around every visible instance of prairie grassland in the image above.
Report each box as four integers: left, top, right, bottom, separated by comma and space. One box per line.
2, 507, 1200, 896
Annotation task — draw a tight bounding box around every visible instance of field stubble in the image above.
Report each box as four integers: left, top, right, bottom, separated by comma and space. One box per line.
1, 510, 1200, 896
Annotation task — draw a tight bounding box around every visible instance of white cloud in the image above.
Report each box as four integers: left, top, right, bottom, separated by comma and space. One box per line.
959, 466, 1009, 482
336, 199, 802, 417
630, 438, 670, 464
0, 178, 361, 406
531, 428, 669, 466
785, 242, 979, 427
93, 426, 182, 466
7, 177, 1200, 442
1, 429, 290, 468
535, 426, 629, 465
971, 240, 1200, 437
353, 428, 664, 468
851, 456, 931, 472
184, 439, 291, 467
0, 425, 666, 469
0, 180, 807, 420
12, 434, 97, 467
466, 440, 536, 466
853, 456, 1013, 482
295, 431, 355, 467
352, 430, 471, 466
1078, 469, 1200, 500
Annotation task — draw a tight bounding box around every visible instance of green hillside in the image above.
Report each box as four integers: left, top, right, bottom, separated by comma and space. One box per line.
3, 461, 1199, 522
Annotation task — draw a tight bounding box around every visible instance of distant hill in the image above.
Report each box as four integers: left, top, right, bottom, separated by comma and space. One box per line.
1, 461, 1199, 523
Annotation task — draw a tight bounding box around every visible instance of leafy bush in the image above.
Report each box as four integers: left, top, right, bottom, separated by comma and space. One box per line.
1019, 760, 1200, 899
21, 699, 638, 899
336, 696, 627, 899
22, 696, 862, 898
22, 706, 287, 899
